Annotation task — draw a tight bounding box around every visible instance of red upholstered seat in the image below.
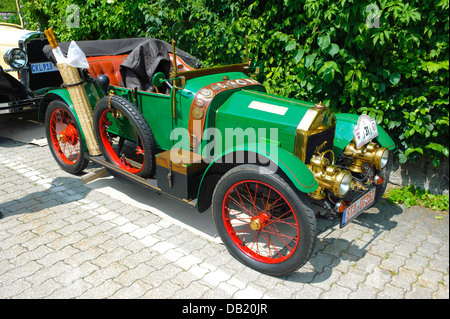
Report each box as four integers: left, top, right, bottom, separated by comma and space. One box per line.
87, 55, 128, 86
86, 53, 194, 88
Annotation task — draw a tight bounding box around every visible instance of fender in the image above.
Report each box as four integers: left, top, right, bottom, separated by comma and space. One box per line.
38, 88, 88, 151
196, 143, 319, 212
38, 88, 73, 120
334, 113, 395, 156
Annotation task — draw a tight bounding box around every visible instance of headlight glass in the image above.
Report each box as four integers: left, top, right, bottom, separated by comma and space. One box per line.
338, 171, 352, 197
4, 48, 27, 70
379, 148, 389, 169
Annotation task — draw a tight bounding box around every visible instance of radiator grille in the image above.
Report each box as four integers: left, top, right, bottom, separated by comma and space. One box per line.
304, 127, 336, 164
294, 106, 337, 164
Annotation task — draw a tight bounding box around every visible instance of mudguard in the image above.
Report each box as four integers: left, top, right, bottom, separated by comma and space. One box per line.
39, 88, 73, 115
196, 143, 319, 211
39, 83, 102, 150
334, 113, 395, 156
38, 88, 89, 151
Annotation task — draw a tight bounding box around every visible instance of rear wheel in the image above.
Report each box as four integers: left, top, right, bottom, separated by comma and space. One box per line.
45, 100, 89, 175
212, 165, 316, 276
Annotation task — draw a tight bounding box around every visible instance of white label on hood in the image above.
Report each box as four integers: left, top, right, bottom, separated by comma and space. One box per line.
248, 101, 288, 116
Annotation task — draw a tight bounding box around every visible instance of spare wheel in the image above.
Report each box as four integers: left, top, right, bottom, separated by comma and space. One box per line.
93, 95, 156, 178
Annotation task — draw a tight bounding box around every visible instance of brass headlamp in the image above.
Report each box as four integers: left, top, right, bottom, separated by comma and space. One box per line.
343, 141, 389, 173
307, 150, 352, 200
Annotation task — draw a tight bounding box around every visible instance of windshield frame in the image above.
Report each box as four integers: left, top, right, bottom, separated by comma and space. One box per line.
0, 0, 24, 29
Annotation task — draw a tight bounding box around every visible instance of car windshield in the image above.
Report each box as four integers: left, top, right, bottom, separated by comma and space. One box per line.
0, 0, 22, 27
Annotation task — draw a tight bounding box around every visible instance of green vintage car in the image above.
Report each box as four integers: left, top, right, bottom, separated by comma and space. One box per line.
40, 36, 394, 276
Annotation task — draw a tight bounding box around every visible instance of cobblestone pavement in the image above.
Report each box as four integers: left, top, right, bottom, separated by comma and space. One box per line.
0, 135, 448, 299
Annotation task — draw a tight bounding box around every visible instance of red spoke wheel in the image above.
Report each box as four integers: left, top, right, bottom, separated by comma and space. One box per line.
45, 100, 89, 174
93, 96, 156, 178
212, 165, 316, 276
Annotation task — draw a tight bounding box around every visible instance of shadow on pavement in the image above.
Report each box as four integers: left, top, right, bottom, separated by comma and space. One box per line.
0, 176, 90, 218
284, 200, 404, 283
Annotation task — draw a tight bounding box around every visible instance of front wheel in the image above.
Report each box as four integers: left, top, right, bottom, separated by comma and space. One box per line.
212, 165, 316, 276
45, 100, 89, 175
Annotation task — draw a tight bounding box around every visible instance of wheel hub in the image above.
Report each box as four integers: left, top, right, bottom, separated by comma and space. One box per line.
250, 212, 270, 231
250, 218, 262, 231
58, 125, 78, 145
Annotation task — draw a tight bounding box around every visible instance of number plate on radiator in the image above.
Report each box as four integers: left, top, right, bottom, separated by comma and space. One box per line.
341, 187, 376, 228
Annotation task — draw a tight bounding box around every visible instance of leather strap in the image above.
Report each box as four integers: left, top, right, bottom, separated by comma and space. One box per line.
187, 77, 262, 151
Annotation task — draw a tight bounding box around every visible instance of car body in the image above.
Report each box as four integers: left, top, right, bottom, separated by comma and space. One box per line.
41, 35, 395, 276
0, 3, 61, 114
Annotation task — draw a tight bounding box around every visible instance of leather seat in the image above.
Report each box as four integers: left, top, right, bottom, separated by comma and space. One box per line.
87, 55, 128, 86
86, 53, 194, 88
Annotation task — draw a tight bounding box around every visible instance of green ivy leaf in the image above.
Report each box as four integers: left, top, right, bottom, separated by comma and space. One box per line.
327, 43, 339, 57
317, 34, 331, 50
405, 147, 424, 156
398, 153, 408, 163
278, 33, 289, 42
304, 53, 317, 68
432, 158, 441, 167
323, 68, 335, 84
390, 71, 401, 86
285, 40, 297, 51
293, 49, 305, 63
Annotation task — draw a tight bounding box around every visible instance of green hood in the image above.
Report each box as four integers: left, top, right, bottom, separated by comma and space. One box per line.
215, 89, 316, 153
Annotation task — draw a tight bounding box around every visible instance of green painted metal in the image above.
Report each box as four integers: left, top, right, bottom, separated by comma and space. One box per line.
40, 87, 73, 108
207, 89, 326, 193
215, 89, 316, 155
197, 143, 318, 198
41, 66, 395, 204
334, 113, 395, 156
112, 86, 174, 150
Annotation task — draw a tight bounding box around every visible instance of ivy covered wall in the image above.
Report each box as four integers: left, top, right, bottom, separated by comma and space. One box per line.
18, 0, 450, 170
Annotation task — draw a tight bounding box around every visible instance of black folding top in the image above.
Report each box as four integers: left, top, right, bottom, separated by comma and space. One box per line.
119, 38, 172, 92
43, 38, 201, 69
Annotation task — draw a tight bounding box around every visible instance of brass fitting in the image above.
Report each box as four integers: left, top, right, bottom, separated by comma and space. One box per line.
307, 150, 352, 200
343, 141, 389, 173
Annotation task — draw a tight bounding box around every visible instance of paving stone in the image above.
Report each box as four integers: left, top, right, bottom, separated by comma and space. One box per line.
0, 136, 448, 299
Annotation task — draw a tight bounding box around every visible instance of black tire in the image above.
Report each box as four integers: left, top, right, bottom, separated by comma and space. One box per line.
45, 100, 89, 175
212, 164, 316, 276
93, 96, 156, 178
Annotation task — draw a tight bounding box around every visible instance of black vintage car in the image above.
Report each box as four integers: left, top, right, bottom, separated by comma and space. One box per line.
0, 2, 62, 114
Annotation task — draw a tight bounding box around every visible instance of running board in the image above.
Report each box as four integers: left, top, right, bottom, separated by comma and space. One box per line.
85, 154, 198, 208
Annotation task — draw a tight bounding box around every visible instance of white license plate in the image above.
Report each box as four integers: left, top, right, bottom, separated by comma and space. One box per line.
31, 62, 58, 74
341, 188, 376, 228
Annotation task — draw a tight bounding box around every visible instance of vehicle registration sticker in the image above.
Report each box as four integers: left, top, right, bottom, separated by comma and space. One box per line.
341, 187, 376, 228
31, 62, 58, 74
248, 101, 288, 116
353, 114, 378, 149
